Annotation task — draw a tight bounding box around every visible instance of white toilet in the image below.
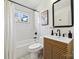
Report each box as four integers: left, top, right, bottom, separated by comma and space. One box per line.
28, 43, 43, 59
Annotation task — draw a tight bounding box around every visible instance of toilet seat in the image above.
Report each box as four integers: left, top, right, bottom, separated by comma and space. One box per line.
29, 43, 42, 49
28, 43, 43, 52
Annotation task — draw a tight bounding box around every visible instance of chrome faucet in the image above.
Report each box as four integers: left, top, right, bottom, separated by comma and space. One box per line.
57, 29, 61, 36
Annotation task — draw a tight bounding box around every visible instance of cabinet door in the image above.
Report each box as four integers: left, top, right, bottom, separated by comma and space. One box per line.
51, 44, 67, 59
44, 38, 72, 59
44, 39, 52, 59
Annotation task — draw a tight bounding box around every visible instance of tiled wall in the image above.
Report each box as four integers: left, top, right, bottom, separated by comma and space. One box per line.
35, 0, 74, 39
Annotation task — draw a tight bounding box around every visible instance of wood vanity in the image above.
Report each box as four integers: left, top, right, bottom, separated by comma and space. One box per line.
43, 36, 73, 59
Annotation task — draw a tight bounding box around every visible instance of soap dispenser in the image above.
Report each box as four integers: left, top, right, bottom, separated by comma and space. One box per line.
51, 30, 54, 35
68, 30, 72, 38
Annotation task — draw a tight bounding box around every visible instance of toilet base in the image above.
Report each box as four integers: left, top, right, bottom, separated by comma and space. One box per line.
30, 52, 38, 59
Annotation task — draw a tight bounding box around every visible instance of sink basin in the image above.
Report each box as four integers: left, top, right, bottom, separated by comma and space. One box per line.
44, 35, 72, 44
29, 43, 42, 49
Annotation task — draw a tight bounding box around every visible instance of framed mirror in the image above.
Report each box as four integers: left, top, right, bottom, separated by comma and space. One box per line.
53, 0, 74, 27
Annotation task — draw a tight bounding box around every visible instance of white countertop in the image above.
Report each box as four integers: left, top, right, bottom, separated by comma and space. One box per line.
44, 35, 73, 44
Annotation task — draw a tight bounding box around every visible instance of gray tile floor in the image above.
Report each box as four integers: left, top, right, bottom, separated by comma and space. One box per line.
19, 54, 43, 59
18, 53, 31, 59
18, 52, 43, 59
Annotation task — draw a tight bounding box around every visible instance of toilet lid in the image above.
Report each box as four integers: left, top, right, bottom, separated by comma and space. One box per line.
29, 43, 41, 49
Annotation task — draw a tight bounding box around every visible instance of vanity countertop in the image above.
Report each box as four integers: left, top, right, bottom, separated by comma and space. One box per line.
44, 35, 72, 44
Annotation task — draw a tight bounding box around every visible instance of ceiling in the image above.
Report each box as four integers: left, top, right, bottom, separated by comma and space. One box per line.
11, 0, 42, 10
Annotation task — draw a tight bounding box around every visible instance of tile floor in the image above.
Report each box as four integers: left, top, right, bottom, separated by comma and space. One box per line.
18, 54, 43, 59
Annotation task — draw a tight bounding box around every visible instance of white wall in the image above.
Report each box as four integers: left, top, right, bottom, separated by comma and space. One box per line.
35, 0, 74, 38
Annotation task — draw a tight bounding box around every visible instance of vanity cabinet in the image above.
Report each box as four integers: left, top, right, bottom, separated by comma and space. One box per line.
44, 37, 73, 59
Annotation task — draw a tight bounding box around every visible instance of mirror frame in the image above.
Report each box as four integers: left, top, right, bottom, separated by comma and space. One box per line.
52, 0, 74, 28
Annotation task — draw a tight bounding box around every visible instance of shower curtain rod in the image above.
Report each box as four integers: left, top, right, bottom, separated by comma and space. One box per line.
8, 0, 39, 12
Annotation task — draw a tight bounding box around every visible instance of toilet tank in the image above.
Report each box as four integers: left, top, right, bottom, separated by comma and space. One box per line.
39, 37, 44, 45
